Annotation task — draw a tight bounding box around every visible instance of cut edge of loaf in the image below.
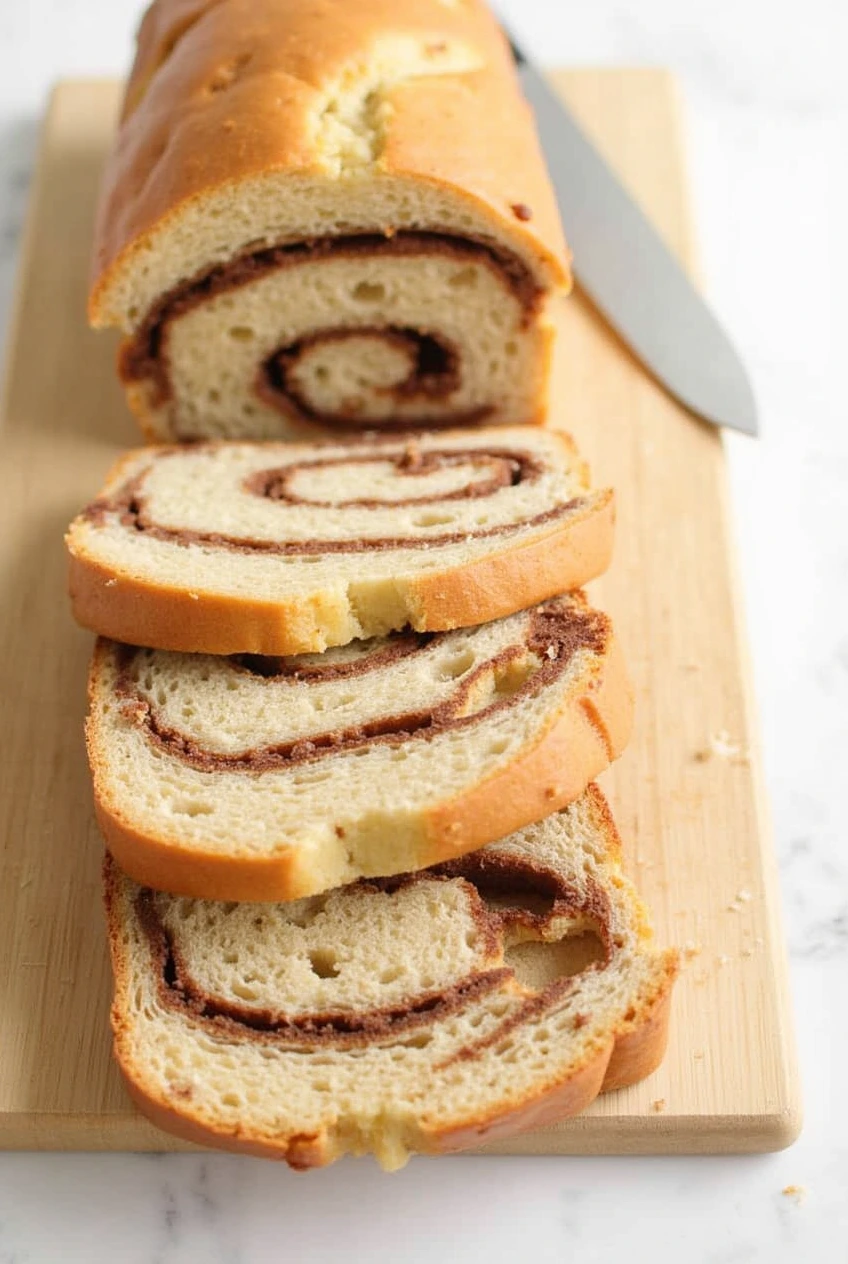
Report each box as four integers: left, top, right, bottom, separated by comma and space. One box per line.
88, 624, 634, 902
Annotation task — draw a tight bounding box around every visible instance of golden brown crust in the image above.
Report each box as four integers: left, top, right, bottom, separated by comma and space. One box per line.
89, 0, 569, 324
600, 970, 677, 1092
422, 631, 633, 864
430, 1047, 613, 1154
115, 985, 674, 1166
89, 626, 633, 902
66, 494, 615, 658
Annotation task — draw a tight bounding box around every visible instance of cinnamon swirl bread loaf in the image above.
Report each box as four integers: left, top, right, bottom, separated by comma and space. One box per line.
86, 595, 633, 900
104, 788, 678, 1168
90, 0, 569, 440
66, 429, 614, 656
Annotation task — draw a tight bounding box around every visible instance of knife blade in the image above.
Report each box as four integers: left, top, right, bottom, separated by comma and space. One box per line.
509, 38, 758, 436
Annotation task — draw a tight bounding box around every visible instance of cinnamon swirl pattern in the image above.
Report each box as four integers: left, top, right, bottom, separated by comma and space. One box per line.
66, 429, 615, 656
118, 233, 555, 440
86, 596, 634, 901
88, 0, 570, 441
104, 789, 679, 1169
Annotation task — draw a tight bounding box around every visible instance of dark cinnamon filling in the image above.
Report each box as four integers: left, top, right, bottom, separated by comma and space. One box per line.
257, 326, 489, 430
118, 231, 544, 433
231, 632, 432, 681
135, 858, 612, 1051
115, 600, 608, 774
243, 446, 540, 508
83, 443, 586, 554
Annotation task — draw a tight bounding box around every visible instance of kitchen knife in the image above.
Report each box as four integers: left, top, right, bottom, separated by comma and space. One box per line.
509, 37, 758, 436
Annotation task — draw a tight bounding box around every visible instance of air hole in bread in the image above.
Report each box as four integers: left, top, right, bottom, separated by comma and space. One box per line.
449, 266, 477, 288
171, 797, 214, 818
437, 647, 476, 680
231, 982, 260, 1001
284, 896, 326, 928
413, 512, 457, 528
480, 889, 554, 918
504, 933, 605, 992
308, 949, 341, 979
352, 281, 386, 302
399, 1031, 432, 1049
458, 655, 536, 716
291, 770, 332, 787
379, 966, 404, 985
228, 325, 255, 341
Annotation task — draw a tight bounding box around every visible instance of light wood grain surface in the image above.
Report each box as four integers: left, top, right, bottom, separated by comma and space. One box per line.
0, 71, 800, 1154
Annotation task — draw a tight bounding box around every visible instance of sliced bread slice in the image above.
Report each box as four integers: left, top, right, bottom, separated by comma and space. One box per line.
66, 428, 614, 656
87, 594, 633, 901
105, 786, 679, 1170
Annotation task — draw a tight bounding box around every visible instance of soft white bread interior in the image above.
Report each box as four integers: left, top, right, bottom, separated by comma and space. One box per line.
122, 243, 556, 440
66, 428, 615, 656
86, 594, 634, 901
105, 787, 679, 1170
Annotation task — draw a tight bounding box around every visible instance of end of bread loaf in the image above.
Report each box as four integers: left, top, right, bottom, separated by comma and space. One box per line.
104, 787, 678, 1169
90, 0, 569, 330
88, 0, 570, 439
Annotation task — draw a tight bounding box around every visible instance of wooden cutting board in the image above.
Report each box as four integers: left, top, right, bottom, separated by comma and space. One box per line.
0, 72, 800, 1154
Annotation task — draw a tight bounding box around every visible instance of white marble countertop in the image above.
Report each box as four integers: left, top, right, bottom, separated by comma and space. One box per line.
1, 1, 845, 1260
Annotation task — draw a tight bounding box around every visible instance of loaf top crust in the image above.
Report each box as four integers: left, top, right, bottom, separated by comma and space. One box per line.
90, 0, 570, 329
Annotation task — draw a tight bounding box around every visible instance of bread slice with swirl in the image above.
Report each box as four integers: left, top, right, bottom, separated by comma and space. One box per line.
90, 0, 569, 440
104, 787, 678, 1169
66, 429, 614, 657
86, 594, 632, 901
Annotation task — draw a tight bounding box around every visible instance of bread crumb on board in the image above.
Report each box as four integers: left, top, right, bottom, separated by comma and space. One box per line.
651, 1098, 666, 1113
693, 730, 750, 765
781, 1185, 806, 1204
727, 888, 754, 912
